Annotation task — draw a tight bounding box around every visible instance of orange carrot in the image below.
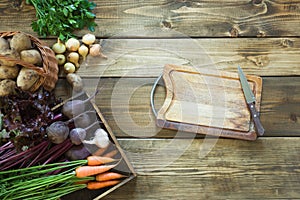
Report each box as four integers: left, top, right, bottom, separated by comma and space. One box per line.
95, 172, 126, 182
92, 146, 108, 156
103, 149, 118, 158
87, 156, 117, 166
75, 164, 117, 178
86, 180, 121, 190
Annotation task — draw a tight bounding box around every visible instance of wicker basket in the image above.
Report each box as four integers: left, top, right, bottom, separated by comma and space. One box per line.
0, 31, 58, 92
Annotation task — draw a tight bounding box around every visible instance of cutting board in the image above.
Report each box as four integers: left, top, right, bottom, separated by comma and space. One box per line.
156, 64, 263, 140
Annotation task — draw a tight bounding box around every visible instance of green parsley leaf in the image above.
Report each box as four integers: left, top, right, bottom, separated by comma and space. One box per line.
26, 0, 97, 41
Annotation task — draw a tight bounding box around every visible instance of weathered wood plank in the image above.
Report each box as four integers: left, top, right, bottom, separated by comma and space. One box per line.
1, 36, 299, 77
55, 137, 300, 199
75, 38, 300, 77
94, 0, 300, 37
91, 77, 300, 138
101, 138, 300, 199
1, 1, 300, 38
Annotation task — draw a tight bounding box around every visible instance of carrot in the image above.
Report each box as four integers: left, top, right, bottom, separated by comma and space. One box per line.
92, 146, 108, 156
87, 156, 117, 166
75, 164, 117, 178
95, 172, 126, 182
86, 180, 121, 190
103, 149, 118, 158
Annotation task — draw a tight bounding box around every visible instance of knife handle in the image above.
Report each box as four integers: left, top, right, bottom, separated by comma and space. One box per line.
248, 102, 265, 136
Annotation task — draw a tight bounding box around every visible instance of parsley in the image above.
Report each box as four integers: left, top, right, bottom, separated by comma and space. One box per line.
26, 0, 97, 41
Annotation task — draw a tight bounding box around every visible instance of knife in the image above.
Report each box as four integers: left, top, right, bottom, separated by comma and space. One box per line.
238, 66, 265, 136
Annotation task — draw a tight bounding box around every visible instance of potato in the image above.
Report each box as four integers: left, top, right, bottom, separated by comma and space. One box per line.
66, 73, 83, 92
16, 67, 40, 91
0, 37, 9, 51
0, 49, 20, 67
20, 49, 42, 66
0, 79, 16, 96
10, 32, 32, 52
0, 65, 20, 79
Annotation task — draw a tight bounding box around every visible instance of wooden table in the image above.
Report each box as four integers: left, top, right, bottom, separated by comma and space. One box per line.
1, 1, 300, 199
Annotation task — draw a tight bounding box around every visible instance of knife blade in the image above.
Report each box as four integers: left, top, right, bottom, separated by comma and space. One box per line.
238, 66, 265, 136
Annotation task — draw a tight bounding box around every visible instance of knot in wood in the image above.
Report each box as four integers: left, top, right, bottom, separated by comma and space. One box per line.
281, 39, 294, 48
257, 31, 266, 37
161, 20, 172, 29
252, 0, 263, 6
230, 27, 239, 37
290, 113, 298, 123
10, 0, 24, 11
246, 55, 270, 67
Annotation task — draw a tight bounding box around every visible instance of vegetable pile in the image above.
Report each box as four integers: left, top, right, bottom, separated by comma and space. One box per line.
0, 32, 44, 96
0, 88, 126, 198
25, 0, 97, 41
52, 33, 107, 74
0, 88, 111, 164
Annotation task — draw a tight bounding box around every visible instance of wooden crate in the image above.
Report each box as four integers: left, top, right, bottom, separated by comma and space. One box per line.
54, 90, 136, 200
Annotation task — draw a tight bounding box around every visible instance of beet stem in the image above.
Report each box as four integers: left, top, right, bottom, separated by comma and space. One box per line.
27, 142, 50, 167
43, 139, 73, 165
0, 149, 16, 160
0, 141, 14, 151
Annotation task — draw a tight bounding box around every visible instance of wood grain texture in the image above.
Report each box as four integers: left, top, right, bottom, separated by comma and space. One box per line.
93, 77, 300, 138
99, 138, 300, 199
73, 37, 300, 77
1, 1, 300, 37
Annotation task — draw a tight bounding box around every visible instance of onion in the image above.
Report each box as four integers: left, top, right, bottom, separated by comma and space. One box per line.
55, 54, 66, 65
67, 52, 80, 67
82, 33, 96, 45
52, 38, 66, 54
65, 38, 80, 52
89, 44, 107, 58
64, 62, 76, 74
78, 44, 89, 61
